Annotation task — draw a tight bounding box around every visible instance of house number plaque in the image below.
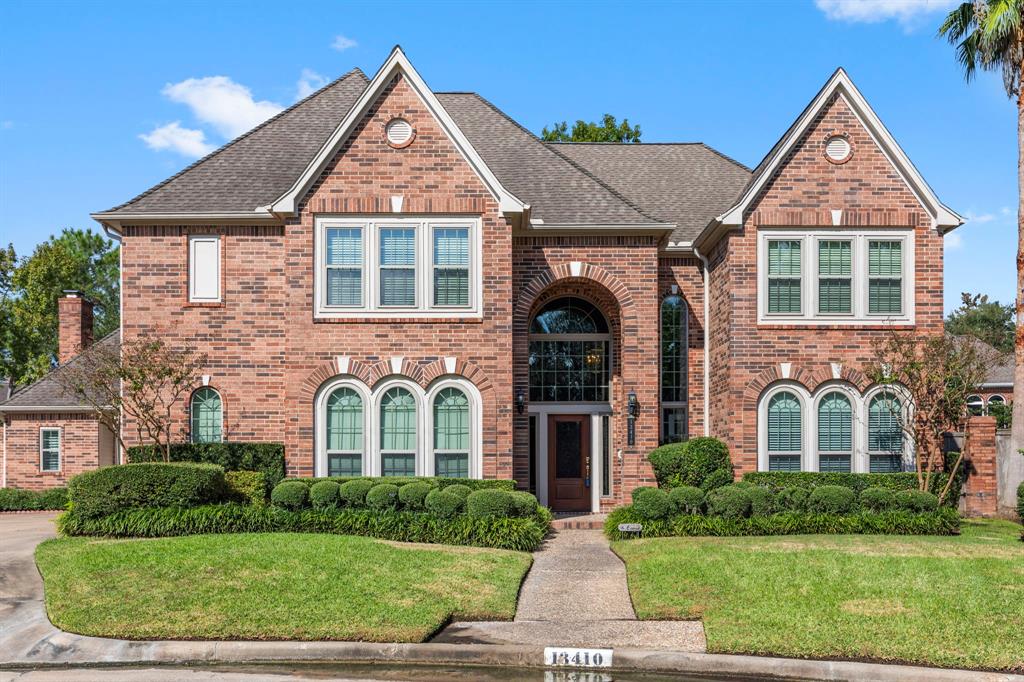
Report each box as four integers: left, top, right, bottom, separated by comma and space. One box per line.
544, 647, 613, 668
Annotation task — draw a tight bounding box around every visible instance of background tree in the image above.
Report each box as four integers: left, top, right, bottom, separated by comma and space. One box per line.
57, 333, 207, 462
1, 229, 119, 387
541, 114, 641, 143
945, 291, 1016, 352
866, 331, 993, 505
940, 0, 1024, 482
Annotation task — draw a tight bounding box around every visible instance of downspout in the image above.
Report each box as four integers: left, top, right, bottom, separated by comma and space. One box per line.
693, 247, 711, 437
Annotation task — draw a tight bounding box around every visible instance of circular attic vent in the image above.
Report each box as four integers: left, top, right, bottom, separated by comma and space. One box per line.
825, 135, 851, 162
385, 118, 414, 147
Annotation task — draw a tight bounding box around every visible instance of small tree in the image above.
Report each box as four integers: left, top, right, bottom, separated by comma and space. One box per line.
57, 333, 207, 462
866, 331, 996, 505
541, 114, 641, 143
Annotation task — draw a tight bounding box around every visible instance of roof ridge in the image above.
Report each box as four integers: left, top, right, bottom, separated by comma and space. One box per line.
454, 93, 665, 225
101, 67, 370, 214
546, 141, 703, 146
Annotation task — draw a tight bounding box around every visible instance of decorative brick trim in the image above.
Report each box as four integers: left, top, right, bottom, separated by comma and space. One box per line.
421, 357, 494, 392
753, 209, 920, 228
514, 262, 637, 329
367, 357, 425, 387
822, 130, 854, 165
299, 359, 373, 402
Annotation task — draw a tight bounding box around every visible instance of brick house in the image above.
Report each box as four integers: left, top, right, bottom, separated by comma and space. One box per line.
4, 48, 964, 510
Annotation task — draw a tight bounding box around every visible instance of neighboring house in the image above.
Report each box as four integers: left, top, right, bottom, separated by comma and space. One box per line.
963, 337, 1013, 417
9, 47, 963, 510
0, 293, 118, 490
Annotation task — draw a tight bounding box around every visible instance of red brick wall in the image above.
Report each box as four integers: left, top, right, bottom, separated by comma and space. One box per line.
707, 93, 944, 474
962, 416, 998, 517
3, 413, 101, 489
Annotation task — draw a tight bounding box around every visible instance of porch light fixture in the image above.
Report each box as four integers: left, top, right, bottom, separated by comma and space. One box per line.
627, 390, 638, 446
627, 391, 638, 418
516, 389, 526, 415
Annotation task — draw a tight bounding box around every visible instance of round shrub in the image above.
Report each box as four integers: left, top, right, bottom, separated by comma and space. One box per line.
466, 489, 516, 518
366, 483, 400, 511
398, 481, 433, 511
706, 485, 752, 519
646, 442, 687, 488
747, 486, 775, 516
806, 485, 857, 515
425, 488, 464, 518
631, 486, 658, 505
271, 480, 309, 511
668, 485, 705, 515
633, 488, 672, 520
339, 479, 374, 507
700, 467, 734, 492
682, 437, 731, 487
309, 480, 341, 511
775, 486, 809, 512
895, 489, 939, 512
859, 486, 897, 512
443, 484, 473, 502
509, 491, 539, 517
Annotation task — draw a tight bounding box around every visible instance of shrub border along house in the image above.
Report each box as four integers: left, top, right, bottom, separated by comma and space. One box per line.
127, 443, 285, 494
0, 486, 69, 511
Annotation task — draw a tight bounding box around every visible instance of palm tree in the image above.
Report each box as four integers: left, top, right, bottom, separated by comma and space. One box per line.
940, 1, 1024, 449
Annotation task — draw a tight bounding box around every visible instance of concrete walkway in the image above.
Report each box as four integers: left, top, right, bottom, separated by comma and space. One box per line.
433, 529, 706, 651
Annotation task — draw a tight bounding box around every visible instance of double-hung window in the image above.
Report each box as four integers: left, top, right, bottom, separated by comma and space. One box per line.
818, 240, 852, 314
766, 391, 802, 471
433, 387, 470, 477
315, 217, 479, 318
868, 240, 903, 315
326, 387, 363, 476
40, 428, 61, 472
766, 240, 802, 315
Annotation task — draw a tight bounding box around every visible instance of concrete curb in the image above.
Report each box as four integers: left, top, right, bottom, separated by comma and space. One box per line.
3, 640, 1022, 682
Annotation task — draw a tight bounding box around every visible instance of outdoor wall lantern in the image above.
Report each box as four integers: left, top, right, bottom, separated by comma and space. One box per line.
627, 390, 638, 446
516, 389, 526, 415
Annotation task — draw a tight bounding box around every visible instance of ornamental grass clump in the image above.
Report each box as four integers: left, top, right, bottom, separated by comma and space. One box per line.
705, 485, 752, 520
668, 485, 705, 515
806, 485, 857, 515
309, 480, 341, 511
339, 479, 374, 507
366, 484, 400, 511
270, 480, 309, 511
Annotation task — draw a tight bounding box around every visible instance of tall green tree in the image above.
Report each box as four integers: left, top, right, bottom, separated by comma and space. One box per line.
945, 292, 1016, 352
541, 114, 641, 143
1, 229, 119, 387
940, 0, 1024, 450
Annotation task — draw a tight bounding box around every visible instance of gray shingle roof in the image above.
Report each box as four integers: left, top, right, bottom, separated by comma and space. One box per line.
549, 142, 751, 243
0, 332, 120, 411
101, 69, 370, 215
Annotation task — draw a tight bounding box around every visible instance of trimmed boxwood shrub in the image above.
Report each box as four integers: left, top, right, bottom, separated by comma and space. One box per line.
859, 486, 897, 512
647, 442, 687, 488
647, 437, 731, 489
775, 486, 809, 512
631, 486, 657, 505
398, 481, 433, 511
700, 467, 734, 492
57, 503, 549, 551
69, 463, 226, 519
444, 484, 473, 502
668, 486, 704, 515
270, 480, 309, 511
366, 483, 400, 511
633, 488, 672, 520
309, 480, 341, 511
127, 442, 285, 493
339, 479, 374, 507
806, 485, 857, 515
742, 470, 962, 508
895, 489, 939, 512
224, 471, 267, 505
425, 488, 464, 518
509, 491, 539, 517
285, 476, 515, 492
706, 485, 752, 519
0, 486, 68, 511
747, 486, 776, 516
466, 489, 515, 518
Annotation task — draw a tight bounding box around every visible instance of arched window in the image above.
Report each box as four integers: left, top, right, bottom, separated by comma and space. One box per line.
433, 387, 470, 478
528, 297, 611, 402
817, 391, 852, 472
660, 295, 688, 444
767, 391, 802, 471
868, 392, 903, 473
966, 394, 984, 417
380, 386, 417, 476
190, 388, 222, 443
326, 387, 363, 476
986, 395, 1005, 414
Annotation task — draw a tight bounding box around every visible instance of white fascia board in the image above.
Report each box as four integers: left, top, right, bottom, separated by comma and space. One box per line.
270, 46, 525, 217
979, 382, 1013, 389
715, 69, 962, 231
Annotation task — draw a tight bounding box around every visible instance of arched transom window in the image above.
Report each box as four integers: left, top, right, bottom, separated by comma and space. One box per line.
190, 387, 222, 443
528, 297, 611, 402
326, 387, 363, 476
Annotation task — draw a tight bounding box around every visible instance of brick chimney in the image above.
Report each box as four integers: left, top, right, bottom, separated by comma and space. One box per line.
58, 290, 94, 364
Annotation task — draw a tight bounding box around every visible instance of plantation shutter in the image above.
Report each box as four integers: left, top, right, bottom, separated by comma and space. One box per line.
817, 240, 852, 314
379, 228, 416, 307
868, 241, 902, 314
767, 240, 801, 314
325, 228, 363, 306
767, 391, 801, 471
869, 393, 903, 472
433, 387, 470, 478
380, 387, 417, 476
817, 391, 852, 473
190, 388, 222, 443
326, 387, 363, 476
40, 429, 60, 472
433, 228, 469, 307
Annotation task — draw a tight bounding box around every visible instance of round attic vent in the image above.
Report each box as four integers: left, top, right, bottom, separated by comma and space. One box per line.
825, 135, 851, 162
385, 118, 414, 147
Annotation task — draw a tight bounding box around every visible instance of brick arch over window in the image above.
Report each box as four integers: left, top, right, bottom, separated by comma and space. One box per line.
742, 365, 815, 409
514, 263, 637, 329
299, 358, 374, 404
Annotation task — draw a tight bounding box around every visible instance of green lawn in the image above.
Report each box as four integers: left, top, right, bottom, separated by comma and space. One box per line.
613, 519, 1024, 672
36, 533, 532, 642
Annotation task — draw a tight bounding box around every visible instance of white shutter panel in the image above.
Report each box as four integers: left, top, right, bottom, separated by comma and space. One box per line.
189, 236, 221, 302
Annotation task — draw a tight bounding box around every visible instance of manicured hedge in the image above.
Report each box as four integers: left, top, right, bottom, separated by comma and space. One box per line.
604, 505, 960, 539
56, 503, 549, 551
224, 471, 266, 505
286, 476, 515, 492
647, 437, 732, 490
127, 443, 285, 493
68, 463, 226, 519
0, 486, 68, 511
742, 470, 962, 507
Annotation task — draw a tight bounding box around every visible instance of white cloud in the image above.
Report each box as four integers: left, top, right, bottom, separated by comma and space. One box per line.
963, 211, 996, 224
943, 232, 963, 250
331, 35, 358, 51
139, 121, 215, 158
0, 120, 12, 130
815, 0, 956, 27
296, 68, 328, 100
161, 76, 283, 139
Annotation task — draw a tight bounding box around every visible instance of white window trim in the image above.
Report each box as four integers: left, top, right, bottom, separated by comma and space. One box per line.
757, 382, 810, 472
987, 395, 1006, 408
39, 427, 61, 473
188, 235, 221, 303
863, 384, 914, 472
314, 377, 371, 477
425, 378, 483, 479
190, 387, 224, 444
373, 378, 423, 477
757, 228, 915, 326
813, 383, 859, 473
314, 216, 482, 319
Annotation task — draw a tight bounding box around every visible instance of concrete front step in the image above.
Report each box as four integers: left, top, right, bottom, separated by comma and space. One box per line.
550, 513, 607, 530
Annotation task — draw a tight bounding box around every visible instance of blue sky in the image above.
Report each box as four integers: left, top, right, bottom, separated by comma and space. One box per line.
0, 0, 1016, 313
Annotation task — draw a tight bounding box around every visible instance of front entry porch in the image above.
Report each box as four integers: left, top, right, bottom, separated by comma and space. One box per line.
530, 407, 612, 513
